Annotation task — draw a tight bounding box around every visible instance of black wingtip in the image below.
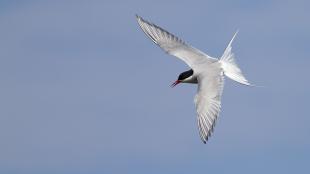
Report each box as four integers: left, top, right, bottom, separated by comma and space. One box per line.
135, 14, 141, 20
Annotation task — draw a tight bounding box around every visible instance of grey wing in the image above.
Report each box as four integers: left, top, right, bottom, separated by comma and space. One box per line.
136, 15, 217, 68
194, 70, 224, 143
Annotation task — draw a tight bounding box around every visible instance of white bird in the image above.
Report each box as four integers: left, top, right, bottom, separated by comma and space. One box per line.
136, 15, 251, 143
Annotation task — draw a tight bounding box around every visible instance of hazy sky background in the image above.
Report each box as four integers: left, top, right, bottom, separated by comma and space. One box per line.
0, 0, 309, 173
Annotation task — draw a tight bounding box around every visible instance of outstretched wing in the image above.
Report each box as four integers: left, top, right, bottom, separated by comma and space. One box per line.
136, 15, 216, 68
194, 69, 224, 143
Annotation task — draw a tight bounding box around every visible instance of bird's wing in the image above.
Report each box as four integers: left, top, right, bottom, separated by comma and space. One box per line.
136, 15, 217, 68
194, 68, 224, 143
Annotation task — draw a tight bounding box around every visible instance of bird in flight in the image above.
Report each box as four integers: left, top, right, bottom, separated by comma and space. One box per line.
136, 15, 251, 143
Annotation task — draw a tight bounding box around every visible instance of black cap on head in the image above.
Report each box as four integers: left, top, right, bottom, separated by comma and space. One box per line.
178, 69, 193, 81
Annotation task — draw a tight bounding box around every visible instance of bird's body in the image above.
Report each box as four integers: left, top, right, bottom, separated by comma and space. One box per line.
136, 15, 251, 143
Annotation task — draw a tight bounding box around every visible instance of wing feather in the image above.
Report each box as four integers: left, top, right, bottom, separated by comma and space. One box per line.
136, 15, 216, 68
195, 69, 224, 143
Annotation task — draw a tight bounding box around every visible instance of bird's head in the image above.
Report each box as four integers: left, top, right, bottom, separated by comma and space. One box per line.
171, 69, 194, 87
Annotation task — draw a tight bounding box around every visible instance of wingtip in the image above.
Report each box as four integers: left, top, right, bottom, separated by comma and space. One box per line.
135, 14, 142, 21
202, 136, 208, 144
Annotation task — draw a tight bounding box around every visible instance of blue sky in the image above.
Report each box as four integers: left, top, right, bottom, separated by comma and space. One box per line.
0, 0, 309, 173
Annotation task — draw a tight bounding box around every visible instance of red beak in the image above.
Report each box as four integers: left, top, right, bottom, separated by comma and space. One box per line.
170, 80, 181, 88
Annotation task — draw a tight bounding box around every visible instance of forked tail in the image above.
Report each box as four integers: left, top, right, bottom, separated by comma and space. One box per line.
219, 31, 251, 86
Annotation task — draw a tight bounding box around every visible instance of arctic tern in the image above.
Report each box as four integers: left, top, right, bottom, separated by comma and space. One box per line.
136, 15, 251, 143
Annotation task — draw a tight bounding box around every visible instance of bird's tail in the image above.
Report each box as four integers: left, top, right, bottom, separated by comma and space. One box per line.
219, 31, 251, 86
